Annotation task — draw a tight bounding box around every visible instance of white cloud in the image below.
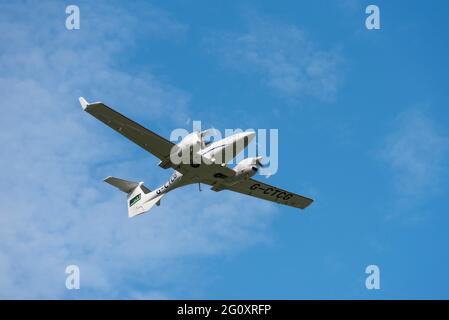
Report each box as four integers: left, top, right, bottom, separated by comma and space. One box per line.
379, 108, 448, 206
0, 1, 277, 298
204, 16, 342, 101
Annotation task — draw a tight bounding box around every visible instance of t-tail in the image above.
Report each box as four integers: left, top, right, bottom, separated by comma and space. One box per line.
104, 176, 164, 218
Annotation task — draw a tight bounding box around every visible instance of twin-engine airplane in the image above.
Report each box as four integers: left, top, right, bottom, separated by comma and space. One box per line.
80, 97, 313, 217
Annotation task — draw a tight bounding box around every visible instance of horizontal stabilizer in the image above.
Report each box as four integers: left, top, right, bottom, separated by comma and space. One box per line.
104, 176, 150, 193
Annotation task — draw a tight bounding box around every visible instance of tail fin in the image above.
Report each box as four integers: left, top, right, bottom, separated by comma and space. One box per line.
104, 176, 160, 218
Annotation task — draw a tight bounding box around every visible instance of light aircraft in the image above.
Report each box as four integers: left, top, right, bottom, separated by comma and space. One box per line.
79, 97, 313, 217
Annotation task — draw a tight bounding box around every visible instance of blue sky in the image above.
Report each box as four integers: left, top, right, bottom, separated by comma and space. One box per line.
0, 0, 448, 299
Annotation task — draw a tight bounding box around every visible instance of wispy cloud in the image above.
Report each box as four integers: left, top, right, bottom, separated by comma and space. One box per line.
203, 16, 343, 101
0, 1, 277, 298
379, 108, 448, 212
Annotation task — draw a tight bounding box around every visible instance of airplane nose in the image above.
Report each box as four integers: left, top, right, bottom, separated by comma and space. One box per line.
245, 131, 256, 139
241, 131, 256, 143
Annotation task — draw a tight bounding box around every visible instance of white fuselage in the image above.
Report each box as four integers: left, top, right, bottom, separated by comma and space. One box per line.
199, 131, 255, 164
141, 131, 255, 205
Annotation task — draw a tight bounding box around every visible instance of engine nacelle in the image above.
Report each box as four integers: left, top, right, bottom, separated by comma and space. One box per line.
233, 157, 262, 179
170, 131, 211, 166
176, 131, 201, 152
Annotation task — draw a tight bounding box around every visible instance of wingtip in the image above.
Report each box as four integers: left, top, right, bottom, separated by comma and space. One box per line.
79, 97, 89, 110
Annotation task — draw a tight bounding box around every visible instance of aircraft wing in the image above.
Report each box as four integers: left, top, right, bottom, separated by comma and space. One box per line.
80, 97, 175, 166
80, 97, 238, 177
213, 178, 313, 210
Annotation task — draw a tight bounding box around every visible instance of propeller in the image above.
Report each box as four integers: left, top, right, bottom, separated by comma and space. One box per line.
198, 128, 216, 148
200, 129, 213, 138
255, 156, 269, 168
